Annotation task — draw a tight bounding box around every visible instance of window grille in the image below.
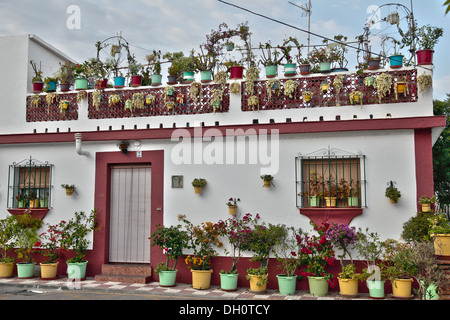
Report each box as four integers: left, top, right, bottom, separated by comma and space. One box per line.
7, 157, 53, 209
296, 147, 366, 208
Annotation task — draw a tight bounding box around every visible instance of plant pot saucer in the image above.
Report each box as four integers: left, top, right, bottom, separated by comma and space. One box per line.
339, 293, 359, 298
369, 295, 385, 300
391, 294, 414, 300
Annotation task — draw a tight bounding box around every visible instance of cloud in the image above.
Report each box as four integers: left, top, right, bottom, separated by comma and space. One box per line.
432, 75, 450, 101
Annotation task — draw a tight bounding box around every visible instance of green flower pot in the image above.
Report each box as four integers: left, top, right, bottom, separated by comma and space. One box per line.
200, 70, 212, 82
367, 280, 385, 299
75, 78, 88, 90
159, 270, 177, 287
277, 274, 297, 295
220, 273, 239, 291
283, 63, 297, 76
151, 74, 162, 85
265, 65, 277, 78
67, 260, 88, 280
17, 262, 36, 279
308, 276, 329, 296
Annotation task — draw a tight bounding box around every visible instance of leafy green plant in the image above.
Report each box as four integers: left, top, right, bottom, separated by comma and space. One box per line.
385, 181, 401, 202
273, 225, 304, 277
191, 178, 207, 188
61, 210, 99, 263
37, 220, 67, 264
14, 212, 42, 263
401, 213, 434, 242
0, 215, 19, 263
149, 224, 189, 273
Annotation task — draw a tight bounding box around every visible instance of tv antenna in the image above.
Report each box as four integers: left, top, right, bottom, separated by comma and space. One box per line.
289, 1, 312, 55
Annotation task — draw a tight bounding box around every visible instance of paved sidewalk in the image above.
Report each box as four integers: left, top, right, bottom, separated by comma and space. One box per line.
0, 276, 404, 300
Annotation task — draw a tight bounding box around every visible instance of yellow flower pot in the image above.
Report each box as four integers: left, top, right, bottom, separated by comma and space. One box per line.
325, 197, 337, 207
392, 278, 413, 298
191, 269, 213, 289
0, 262, 14, 278
433, 234, 450, 257
29, 199, 40, 208
194, 186, 203, 194
263, 180, 271, 188
421, 203, 431, 212
249, 274, 268, 293
40, 262, 59, 280
338, 278, 359, 297
228, 205, 237, 216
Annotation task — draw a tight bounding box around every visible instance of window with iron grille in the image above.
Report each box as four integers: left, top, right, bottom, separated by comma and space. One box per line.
296, 147, 366, 208
7, 157, 53, 209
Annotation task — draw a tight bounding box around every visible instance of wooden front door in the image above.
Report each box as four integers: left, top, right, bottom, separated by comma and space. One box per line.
109, 165, 151, 263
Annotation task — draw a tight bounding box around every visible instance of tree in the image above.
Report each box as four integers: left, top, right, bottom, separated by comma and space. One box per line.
445, 0, 450, 15
433, 95, 450, 204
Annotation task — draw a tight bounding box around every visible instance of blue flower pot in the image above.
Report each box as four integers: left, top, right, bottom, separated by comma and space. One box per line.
389, 55, 404, 69
114, 76, 125, 88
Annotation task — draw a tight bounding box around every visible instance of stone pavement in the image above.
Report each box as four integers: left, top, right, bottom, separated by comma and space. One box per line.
0, 276, 405, 300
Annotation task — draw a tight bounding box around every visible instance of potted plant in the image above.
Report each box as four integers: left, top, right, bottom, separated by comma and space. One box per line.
192, 46, 215, 83
14, 212, 42, 278
418, 195, 436, 212
149, 224, 189, 287
325, 223, 359, 296
192, 178, 207, 194
385, 181, 401, 203
415, 25, 444, 65
245, 221, 285, 293
16, 193, 27, 208
260, 174, 274, 188
61, 184, 76, 196
279, 36, 303, 76
284, 80, 298, 99
323, 180, 338, 207
298, 221, 336, 296
55, 61, 76, 92
178, 215, 222, 290
342, 179, 360, 207
328, 34, 349, 71
145, 50, 162, 86
44, 76, 58, 92
73, 63, 88, 90
382, 239, 418, 299
0, 215, 19, 278
127, 57, 143, 87
258, 41, 283, 78
60, 210, 98, 281
307, 171, 322, 207
309, 43, 336, 73
163, 51, 184, 84
226, 197, 240, 216
37, 220, 67, 280
429, 214, 450, 258
30, 60, 44, 93
40, 192, 49, 208
273, 225, 304, 295
215, 213, 259, 291
356, 227, 388, 299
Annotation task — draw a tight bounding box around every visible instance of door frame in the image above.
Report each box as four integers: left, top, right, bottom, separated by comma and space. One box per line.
90, 151, 164, 274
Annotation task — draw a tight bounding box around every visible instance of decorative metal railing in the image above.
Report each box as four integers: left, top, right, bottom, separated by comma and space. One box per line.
25, 69, 417, 122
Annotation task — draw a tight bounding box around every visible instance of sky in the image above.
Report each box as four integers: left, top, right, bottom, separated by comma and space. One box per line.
1, 0, 449, 100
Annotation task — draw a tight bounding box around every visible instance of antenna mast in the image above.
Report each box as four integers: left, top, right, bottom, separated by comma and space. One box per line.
289, 1, 312, 55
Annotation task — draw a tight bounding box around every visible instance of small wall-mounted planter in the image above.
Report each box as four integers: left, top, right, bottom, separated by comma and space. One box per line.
61, 184, 76, 196
228, 205, 237, 216
192, 178, 207, 194
261, 175, 274, 188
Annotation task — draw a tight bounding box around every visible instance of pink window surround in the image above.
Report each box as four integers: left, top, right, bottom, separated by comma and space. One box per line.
86, 150, 164, 277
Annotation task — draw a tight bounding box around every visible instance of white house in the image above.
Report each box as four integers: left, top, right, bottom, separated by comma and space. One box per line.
0, 34, 445, 289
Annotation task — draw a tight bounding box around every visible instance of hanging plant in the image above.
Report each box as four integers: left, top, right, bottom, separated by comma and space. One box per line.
284, 80, 298, 99
374, 73, 392, 103
132, 92, 145, 109
333, 74, 345, 95
230, 82, 240, 94
165, 86, 175, 96
214, 71, 228, 87
364, 76, 375, 87
349, 90, 364, 107
394, 76, 409, 101
92, 90, 101, 109
211, 88, 223, 114
46, 92, 58, 105
31, 95, 41, 108
145, 94, 156, 105
59, 100, 69, 114
417, 74, 432, 92
108, 94, 121, 106
190, 81, 203, 103
245, 67, 260, 95
302, 90, 313, 102
76, 90, 87, 104
248, 95, 259, 111
266, 78, 281, 99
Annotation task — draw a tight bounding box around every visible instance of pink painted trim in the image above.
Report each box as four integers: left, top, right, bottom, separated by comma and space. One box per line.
414, 129, 435, 212
299, 208, 363, 226
0, 116, 445, 145
86, 150, 164, 277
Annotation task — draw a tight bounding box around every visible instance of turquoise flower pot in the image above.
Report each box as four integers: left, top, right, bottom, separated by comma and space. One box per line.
283, 63, 297, 76
114, 76, 125, 88
277, 275, 297, 295
265, 65, 277, 78
151, 74, 162, 85
200, 70, 212, 82
17, 262, 36, 279
389, 55, 404, 69
220, 273, 239, 291
159, 270, 177, 287
67, 260, 88, 280
367, 280, 385, 299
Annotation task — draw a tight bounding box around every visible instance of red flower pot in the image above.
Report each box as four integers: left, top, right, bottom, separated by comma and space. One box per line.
96, 79, 108, 89
230, 66, 244, 79
32, 82, 44, 93
416, 49, 434, 65
131, 75, 142, 87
